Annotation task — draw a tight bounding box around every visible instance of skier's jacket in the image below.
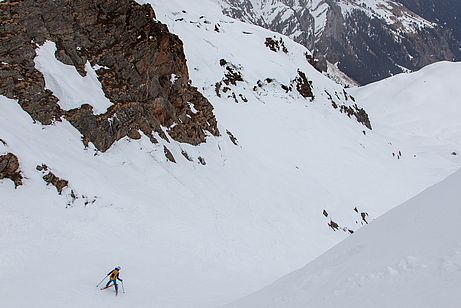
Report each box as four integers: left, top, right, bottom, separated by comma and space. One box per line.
108, 269, 120, 281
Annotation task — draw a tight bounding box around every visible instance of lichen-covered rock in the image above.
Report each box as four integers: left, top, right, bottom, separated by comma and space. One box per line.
0, 0, 219, 152
0, 153, 23, 187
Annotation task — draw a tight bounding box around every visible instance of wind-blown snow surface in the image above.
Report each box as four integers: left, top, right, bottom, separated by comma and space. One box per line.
1, 1, 461, 307
228, 167, 461, 308
351, 61, 461, 157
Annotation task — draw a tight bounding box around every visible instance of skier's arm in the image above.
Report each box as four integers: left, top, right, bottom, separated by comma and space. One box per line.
117, 273, 123, 282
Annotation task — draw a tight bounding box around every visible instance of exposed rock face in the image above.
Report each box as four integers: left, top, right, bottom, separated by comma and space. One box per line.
294, 70, 313, 99
36, 164, 68, 194
163, 146, 176, 163
219, 0, 461, 85
215, 59, 248, 103
43, 172, 69, 194
264, 36, 288, 53
0, 0, 219, 151
35, 164, 67, 194
0, 153, 23, 187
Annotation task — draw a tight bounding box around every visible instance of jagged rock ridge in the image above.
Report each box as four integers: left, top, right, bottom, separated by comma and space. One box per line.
0, 0, 219, 152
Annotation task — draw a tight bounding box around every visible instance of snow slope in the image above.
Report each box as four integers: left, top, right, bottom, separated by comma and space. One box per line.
1, 0, 461, 307
227, 166, 461, 308
351, 61, 461, 158
34, 41, 112, 114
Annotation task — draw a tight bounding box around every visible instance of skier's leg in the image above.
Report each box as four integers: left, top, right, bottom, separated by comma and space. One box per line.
105, 280, 112, 288
114, 281, 118, 296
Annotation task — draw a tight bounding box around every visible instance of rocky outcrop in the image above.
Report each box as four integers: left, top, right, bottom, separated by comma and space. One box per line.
37, 164, 68, 194
226, 130, 239, 146
43, 172, 69, 194
0, 0, 219, 152
264, 36, 288, 53
294, 70, 313, 99
163, 146, 176, 163
0, 153, 23, 187
326, 89, 372, 129
214, 59, 247, 103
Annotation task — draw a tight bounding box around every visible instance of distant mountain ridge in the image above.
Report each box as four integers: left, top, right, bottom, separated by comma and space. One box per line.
217, 0, 461, 84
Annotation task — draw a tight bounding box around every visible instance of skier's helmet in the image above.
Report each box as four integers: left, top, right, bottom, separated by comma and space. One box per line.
116, 266, 121, 270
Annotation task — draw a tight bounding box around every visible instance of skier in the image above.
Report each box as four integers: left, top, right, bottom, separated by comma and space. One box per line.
101, 266, 123, 295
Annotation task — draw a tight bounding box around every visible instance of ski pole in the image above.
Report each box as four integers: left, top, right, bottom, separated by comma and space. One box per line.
121, 281, 125, 293
96, 274, 109, 287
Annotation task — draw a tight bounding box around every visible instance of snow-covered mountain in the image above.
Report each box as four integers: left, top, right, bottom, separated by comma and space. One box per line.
228, 61, 461, 307
351, 61, 461, 156
217, 0, 461, 85
1, 0, 460, 307
228, 159, 461, 308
